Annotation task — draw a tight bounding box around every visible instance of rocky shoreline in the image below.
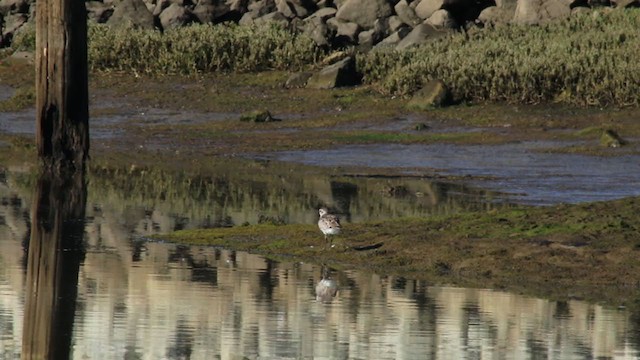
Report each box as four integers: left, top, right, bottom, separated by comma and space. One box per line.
2, 0, 639, 51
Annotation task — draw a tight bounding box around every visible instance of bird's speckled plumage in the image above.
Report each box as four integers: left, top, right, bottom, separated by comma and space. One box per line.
318, 207, 341, 245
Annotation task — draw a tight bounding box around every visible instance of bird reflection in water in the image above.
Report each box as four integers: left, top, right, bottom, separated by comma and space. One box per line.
315, 265, 338, 303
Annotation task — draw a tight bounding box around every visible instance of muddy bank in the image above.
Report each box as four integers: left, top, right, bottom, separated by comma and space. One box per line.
161, 196, 640, 306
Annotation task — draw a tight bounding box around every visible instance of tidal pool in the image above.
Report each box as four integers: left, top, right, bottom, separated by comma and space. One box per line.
267, 142, 640, 205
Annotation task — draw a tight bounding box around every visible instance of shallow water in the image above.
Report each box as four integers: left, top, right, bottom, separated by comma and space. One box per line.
1, 168, 640, 359
268, 143, 640, 205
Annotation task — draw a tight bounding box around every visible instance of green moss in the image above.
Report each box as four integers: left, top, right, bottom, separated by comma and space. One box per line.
159, 196, 640, 305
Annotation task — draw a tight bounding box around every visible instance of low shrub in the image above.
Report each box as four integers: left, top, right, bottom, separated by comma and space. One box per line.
357, 9, 640, 107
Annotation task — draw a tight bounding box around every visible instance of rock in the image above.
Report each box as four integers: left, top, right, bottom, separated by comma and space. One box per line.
387, 16, 407, 33
375, 27, 411, 48
159, 3, 196, 30
513, 0, 573, 24
334, 20, 360, 44
248, 0, 276, 16
414, 0, 444, 20
86, 1, 114, 23
192, 0, 233, 24
356, 18, 388, 50
1, 13, 27, 42
303, 16, 333, 47
285, 72, 313, 88
425, 8, 457, 28
394, 0, 422, 26
275, 0, 316, 18
335, 0, 392, 29
478, 0, 518, 24
254, 11, 290, 25
395, 23, 449, 51
407, 80, 451, 109
240, 110, 279, 122
600, 129, 626, 148
0, 0, 29, 15
108, 0, 156, 30
306, 56, 360, 89
614, 0, 640, 6
306, 6, 337, 21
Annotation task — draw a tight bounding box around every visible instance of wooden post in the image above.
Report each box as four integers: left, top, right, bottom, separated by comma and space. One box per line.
36, 0, 89, 169
21, 168, 87, 359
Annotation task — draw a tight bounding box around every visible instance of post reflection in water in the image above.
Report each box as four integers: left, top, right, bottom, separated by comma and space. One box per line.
21, 168, 86, 359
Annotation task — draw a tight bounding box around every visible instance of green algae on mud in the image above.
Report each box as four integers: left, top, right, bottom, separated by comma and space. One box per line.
160, 196, 640, 306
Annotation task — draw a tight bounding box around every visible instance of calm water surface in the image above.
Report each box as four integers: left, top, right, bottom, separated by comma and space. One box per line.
1, 167, 639, 359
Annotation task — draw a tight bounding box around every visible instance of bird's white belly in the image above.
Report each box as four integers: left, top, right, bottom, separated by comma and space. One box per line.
322, 227, 341, 235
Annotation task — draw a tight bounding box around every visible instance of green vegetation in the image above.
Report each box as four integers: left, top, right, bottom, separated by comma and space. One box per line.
8, 9, 640, 107
162, 196, 640, 305
358, 9, 640, 107
88, 23, 324, 74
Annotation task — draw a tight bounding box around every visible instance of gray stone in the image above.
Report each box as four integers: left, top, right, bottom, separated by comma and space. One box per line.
395, 23, 448, 51
254, 11, 290, 25
303, 16, 333, 46
108, 0, 156, 29
248, 0, 276, 15
335, 20, 360, 42
238, 10, 260, 25
276, 0, 316, 18
414, 0, 443, 20
285, 72, 313, 88
86, 1, 114, 23
159, 3, 195, 29
394, 0, 421, 26
387, 15, 406, 33
376, 27, 411, 48
306, 57, 359, 89
306, 6, 337, 21
425, 8, 457, 28
357, 18, 388, 50
0, 0, 29, 15
335, 0, 392, 29
192, 0, 231, 23
407, 80, 451, 109
513, 0, 572, 24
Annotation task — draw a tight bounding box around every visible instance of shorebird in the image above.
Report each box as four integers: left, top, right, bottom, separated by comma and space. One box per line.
315, 265, 338, 302
318, 207, 341, 247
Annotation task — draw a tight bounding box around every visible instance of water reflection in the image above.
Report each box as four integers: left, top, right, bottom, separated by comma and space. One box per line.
21, 168, 86, 359
1, 167, 640, 359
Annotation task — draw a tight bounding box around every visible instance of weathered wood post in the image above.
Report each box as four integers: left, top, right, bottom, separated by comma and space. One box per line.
35, 0, 89, 169
21, 168, 87, 359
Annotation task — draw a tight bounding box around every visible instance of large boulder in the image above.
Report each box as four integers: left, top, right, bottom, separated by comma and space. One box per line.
425, 8, 457, 27
407, 80, 451, 109
159, 3, 196, 29
303, 16, 333, 47
415, 0, 444, 20
275, 0, 316, 18
477, 0, 518, 24
108, 0, 156, 29
395, 23, 449, 50
513, 0, 573, 24
86, 1, 114, 23
306, 56, 360, 89
335, 0, 393, 29
192, 0, 234, 23
0, 0, 29, 15
394, 0, 422, 26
